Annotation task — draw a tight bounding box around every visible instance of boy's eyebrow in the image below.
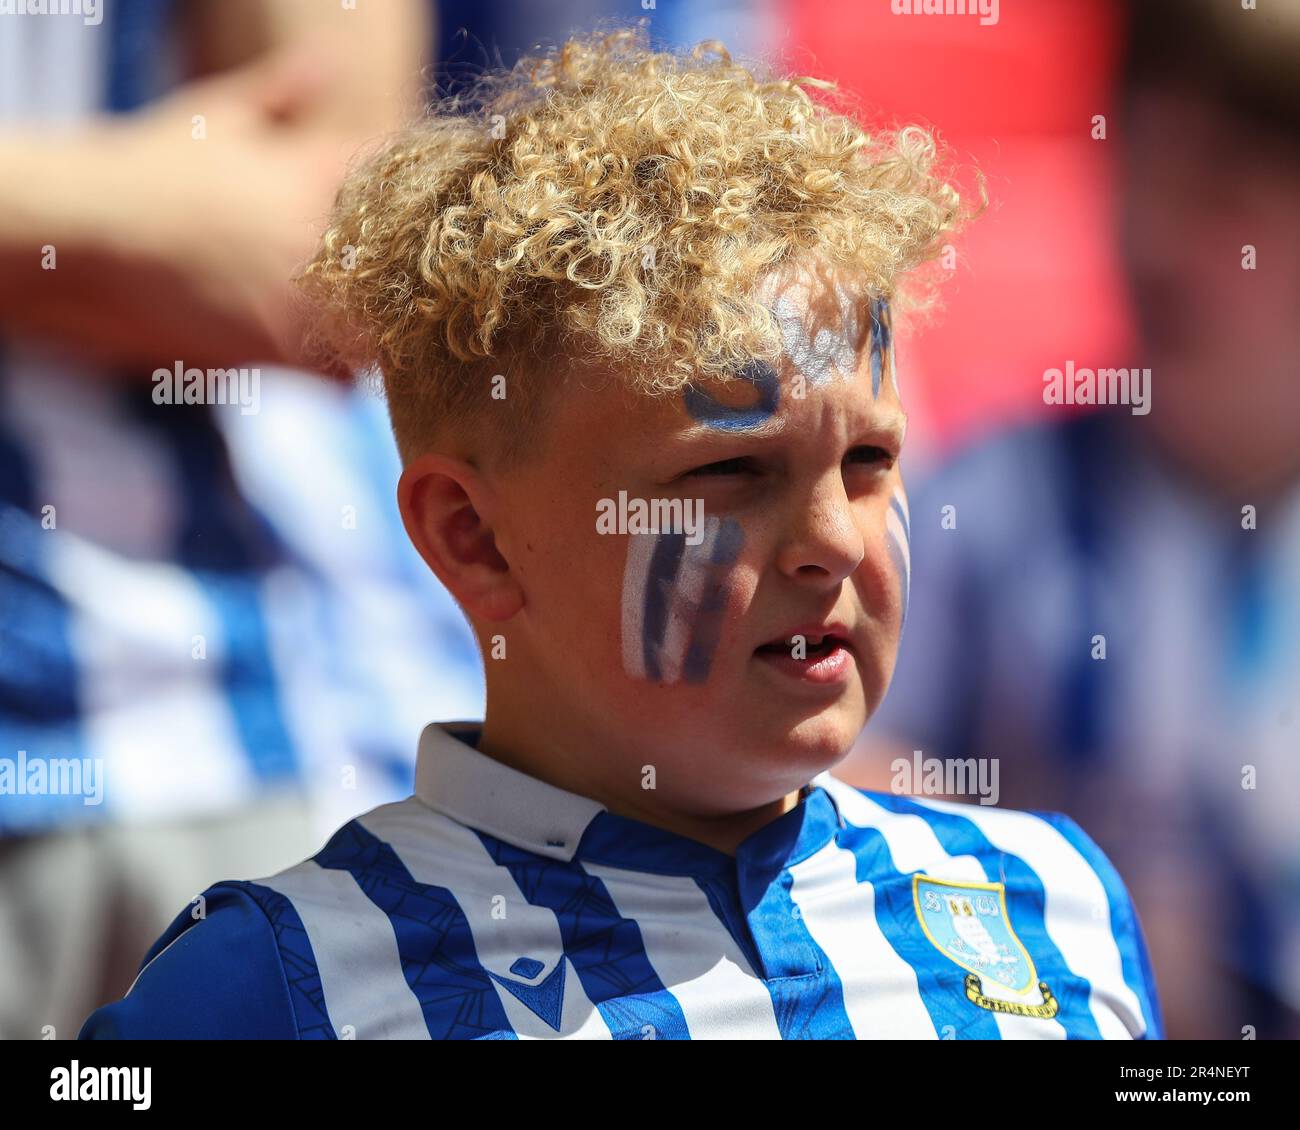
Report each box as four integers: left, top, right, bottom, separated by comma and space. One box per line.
677, 415, 790, 441
675, 407, 909, 444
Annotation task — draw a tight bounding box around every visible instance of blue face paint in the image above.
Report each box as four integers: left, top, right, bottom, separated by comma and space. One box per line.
639, 531, 687, 682
885, 484, 911, 628
619, 358, 774, 685
683, 359, 780, 430
868, 296, 893, 399
621, 515, 745, 684
679, 518, 744, 683
762, 272, 863, 388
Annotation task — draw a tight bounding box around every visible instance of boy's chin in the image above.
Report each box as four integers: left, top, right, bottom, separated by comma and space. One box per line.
740, 696, 868, 769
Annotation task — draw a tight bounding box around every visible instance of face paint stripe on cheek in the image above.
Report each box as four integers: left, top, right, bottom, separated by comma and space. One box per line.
640, 531, 689, 682
620, 530, 659, 679
889, 491, 910, 542
657, 519, 721, 684
620, 516, 745, 686
680, 516, 744, 685
885, 490, 911, 628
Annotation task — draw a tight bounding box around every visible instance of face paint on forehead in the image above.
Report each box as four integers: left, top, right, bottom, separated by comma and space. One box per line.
683, 359, 780, 429
884, 483, 911, 629
684, 276, 883, 425
868, 296, 897, 400
761, 274, 864, 388
621, 515, 744, 685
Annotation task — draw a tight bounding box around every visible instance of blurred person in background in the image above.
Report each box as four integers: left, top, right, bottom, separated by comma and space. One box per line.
840, 0, 1300, 1040
0, 0, 488, 1040
429, 0, 776, 90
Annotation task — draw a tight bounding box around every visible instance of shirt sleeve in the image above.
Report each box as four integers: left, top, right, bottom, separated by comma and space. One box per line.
78, 882, 300, 1040
1035, 810, 1166, 1040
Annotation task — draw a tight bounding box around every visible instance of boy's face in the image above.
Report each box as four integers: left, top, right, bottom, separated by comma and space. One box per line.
492, 267, 909, 814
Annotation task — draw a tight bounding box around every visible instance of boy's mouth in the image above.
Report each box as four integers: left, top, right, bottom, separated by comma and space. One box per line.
753, 625, 856, 686
755, 633, 845, 656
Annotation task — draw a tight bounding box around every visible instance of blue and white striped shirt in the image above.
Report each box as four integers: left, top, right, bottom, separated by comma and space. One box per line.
866, 411, 1300, 1024
79, 721, 1163, 1039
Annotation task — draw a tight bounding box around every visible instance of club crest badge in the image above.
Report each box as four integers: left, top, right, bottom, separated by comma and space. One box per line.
913, 875, 1060, 1019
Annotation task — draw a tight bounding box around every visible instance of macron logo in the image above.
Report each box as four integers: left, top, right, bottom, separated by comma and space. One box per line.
50, 1061, 150, 1110
487, 956, 568, 1032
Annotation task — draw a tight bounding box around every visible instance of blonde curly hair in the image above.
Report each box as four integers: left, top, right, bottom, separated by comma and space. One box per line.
298, 22, 982, 465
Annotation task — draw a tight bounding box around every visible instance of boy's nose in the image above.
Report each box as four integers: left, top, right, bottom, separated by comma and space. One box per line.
773, 478, 865, 587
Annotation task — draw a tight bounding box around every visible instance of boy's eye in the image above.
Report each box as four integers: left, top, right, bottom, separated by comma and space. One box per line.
684, 448, 895, 478
846, 445, 895, 469
686, 456, 756, 477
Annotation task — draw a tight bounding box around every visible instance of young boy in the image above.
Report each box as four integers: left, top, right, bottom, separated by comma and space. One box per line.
79, 26, 1162, 1040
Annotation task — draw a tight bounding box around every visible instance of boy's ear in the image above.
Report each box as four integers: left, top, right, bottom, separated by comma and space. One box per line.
397, 454, 523, 622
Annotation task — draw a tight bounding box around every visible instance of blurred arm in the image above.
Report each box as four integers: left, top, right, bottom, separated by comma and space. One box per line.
183, 0, 432, 136
0, 0, 431, 371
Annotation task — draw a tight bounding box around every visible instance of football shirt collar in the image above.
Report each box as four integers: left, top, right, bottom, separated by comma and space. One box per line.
412, 721, 845, 874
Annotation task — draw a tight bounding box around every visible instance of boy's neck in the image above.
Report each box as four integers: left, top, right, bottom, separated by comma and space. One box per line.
474, 715, 805, 858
